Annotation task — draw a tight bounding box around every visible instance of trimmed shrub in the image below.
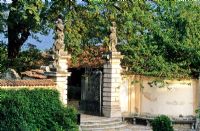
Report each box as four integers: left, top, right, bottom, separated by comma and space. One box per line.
196, 108, 200, 118
0, 88, 78, 131
151, 115, 174, 131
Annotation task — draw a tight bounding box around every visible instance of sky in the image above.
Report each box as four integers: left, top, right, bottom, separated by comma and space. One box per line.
0, 0, 11, 3
22, 32, 54, 51
0, 31, 54, 51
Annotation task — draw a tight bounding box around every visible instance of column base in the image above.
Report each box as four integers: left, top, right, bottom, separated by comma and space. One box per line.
102, 106, 122, 118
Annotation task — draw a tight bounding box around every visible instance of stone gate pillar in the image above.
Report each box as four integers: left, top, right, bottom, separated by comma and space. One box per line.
102, 22, 123, 117
102, 52, 123, 117
44, 18, 71, 105
44, 55, 71, 105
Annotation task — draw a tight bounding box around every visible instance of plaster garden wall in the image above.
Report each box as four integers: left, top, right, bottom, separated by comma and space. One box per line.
120, 75, 199, 117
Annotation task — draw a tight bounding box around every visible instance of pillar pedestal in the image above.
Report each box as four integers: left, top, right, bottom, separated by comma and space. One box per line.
44, 55, 71, 105
102, 51, 123, 117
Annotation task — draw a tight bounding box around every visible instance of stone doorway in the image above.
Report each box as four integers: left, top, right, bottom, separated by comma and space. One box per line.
80, 68, 103, 116
68, 68, 103, 116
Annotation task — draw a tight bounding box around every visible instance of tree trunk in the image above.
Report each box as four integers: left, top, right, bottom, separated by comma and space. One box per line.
7, 1, 30, 60
7, 27, 30, 59
7, 28, 22, 59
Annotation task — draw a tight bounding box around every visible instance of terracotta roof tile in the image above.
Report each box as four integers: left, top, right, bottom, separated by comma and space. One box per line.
0, 79, 56, 87
21, 69, 47, 79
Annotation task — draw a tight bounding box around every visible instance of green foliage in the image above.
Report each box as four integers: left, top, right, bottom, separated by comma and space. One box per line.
11, 46, 46, 72
0, 0, 75, 59
0, 89, 78, 131
63, 1, 200, 78
116, 1, 200, 78
0, 43, 7, 73
8, 0, 43, 30
151, 115, 174, 131
196, 108, 200, 119
1, 1, 200, 78
0, 43, 49, 73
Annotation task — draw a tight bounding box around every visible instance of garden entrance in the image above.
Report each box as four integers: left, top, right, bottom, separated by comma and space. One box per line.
80, 69, 103, 116
68, 68, 103, 116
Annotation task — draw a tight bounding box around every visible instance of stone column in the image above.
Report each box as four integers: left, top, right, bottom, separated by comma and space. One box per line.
102, 51, 123, 117
44, 55, 71, 105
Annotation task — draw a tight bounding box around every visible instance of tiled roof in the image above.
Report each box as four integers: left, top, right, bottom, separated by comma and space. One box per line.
21, 69, 47, 79
0, 79, 56, 87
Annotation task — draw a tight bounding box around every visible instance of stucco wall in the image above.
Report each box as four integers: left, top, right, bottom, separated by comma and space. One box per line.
141, 79, 197, 116
120, 75, 199, 117
120, 79, 129, 113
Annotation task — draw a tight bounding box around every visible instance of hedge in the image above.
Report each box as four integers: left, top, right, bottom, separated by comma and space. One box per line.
0, 88, 78, 131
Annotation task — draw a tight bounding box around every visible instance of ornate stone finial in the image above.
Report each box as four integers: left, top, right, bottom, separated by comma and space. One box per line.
109, 21, 117, 52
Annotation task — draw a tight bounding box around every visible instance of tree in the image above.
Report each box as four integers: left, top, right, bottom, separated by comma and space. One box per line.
65, 1, 200, 78
1, 0, 74, 59
0, 43, 7, 73
12, 44, 48, 72
125, 1, 200, 78
1, 0, 199, 78
0, 42, 49, 73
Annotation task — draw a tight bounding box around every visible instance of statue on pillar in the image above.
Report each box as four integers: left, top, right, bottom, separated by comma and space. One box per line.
51, 18, 66, 72
43, 19, 70, 105
109, 21, 117, 52
53, 18, 65, 56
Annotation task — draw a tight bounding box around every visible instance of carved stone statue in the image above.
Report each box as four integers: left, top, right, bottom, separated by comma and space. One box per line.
43, 18, 70, 75
53, 18, 65, 56
109, 21, 117, 52
51, 18, 65, 71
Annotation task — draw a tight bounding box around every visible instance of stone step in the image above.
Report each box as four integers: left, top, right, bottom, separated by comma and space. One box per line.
80, 114, 126, 131
125, 125, 152, 131
81, 124, 127, 131
81, 121, 123, 128
81, 118, 122, 125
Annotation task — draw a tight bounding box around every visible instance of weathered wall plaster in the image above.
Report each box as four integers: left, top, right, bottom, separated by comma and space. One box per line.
120, 75, 199, 117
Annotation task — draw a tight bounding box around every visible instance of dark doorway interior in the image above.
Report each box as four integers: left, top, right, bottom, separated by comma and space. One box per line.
79, 69, 103, 116
68, 68, 103, 116
68, 68, 84, 109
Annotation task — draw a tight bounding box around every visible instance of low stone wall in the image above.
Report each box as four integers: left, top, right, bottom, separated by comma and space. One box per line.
0, 79, 76, 106
0, 79, 56, 88
0, 79, 56, 89
120, 75, 199, 117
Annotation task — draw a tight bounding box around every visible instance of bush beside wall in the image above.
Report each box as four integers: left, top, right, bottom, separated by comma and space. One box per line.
151, 115, 174, 131
0, 88, 78, 131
